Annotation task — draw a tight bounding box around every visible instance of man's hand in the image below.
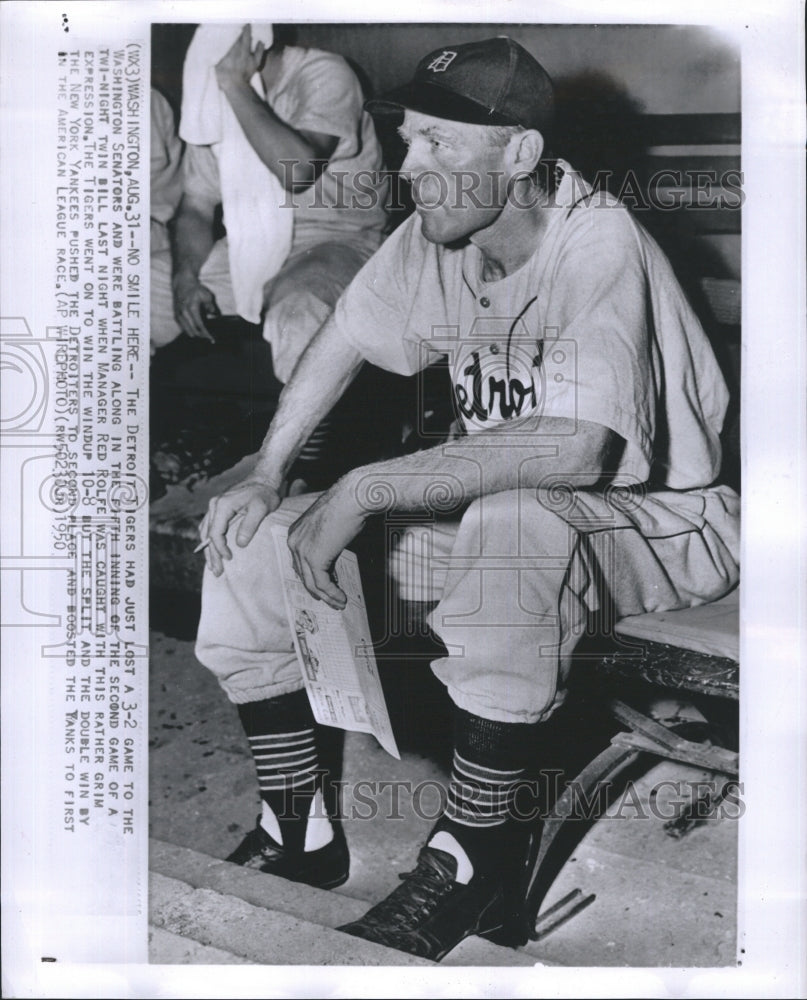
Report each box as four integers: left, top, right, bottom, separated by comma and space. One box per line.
199, 477, 283, 576
287, 480, 368, 610
173, 270, 220, 341
215, 25, 265, 93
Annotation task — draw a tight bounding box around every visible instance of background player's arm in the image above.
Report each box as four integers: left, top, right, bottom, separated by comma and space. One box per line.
215, 26, 339, 190
171, 188, 220, 340
219, 82, 339, 190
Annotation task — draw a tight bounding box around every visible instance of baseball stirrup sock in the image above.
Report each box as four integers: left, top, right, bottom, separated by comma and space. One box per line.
430, 708, 539, 881
445, 751, 525, 829
237, 691, 331, 853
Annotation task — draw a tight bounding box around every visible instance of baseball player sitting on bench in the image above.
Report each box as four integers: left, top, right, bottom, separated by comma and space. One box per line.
194, 37, 740, 961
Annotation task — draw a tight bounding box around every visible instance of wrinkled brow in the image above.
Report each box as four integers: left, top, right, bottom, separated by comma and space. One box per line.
397, 120, 460, 143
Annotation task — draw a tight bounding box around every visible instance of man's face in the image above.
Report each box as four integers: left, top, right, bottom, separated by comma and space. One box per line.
398, 110, 513, 245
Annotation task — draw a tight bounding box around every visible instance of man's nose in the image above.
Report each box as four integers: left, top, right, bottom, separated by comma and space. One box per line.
399, 144, 425, 184
398, 150, 414, 185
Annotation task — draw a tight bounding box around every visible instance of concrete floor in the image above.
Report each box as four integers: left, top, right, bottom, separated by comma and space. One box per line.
148, 618, 739, 968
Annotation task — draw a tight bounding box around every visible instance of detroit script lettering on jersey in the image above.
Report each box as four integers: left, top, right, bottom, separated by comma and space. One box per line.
452, 341, 545, 433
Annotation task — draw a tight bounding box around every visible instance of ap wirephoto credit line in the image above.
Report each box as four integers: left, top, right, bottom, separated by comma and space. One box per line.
1, 2, 805, 999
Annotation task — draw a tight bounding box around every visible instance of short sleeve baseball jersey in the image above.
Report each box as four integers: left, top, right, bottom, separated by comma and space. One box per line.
332, 164, 728, 490
150, 89, 183, 253
182, 46, 387, 251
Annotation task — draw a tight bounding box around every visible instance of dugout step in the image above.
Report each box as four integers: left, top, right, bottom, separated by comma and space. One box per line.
149, 839, 542, 967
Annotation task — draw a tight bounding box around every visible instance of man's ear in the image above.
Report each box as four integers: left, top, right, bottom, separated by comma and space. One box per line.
512, 130, 544, 173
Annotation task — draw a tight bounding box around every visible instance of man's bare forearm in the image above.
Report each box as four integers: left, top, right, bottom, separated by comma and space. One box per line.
253, 317, 365, 486
171, 196, 216, 279
218, 79, 334, 190
340, 417, 619, 517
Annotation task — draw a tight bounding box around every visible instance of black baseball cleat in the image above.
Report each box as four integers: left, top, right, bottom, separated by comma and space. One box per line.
225, 816, 350, 889
338, 846, 505, 961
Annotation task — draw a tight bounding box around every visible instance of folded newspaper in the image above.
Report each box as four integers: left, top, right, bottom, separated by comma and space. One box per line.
271, 525, 400, 759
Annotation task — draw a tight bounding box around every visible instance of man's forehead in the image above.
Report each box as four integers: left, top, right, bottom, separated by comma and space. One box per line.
401, 109, 485, 140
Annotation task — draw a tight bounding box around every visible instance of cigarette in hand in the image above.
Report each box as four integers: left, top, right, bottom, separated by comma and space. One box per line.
194, 511, 245, 553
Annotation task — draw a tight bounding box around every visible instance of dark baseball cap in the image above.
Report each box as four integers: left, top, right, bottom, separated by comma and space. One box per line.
365, 36, 555, 136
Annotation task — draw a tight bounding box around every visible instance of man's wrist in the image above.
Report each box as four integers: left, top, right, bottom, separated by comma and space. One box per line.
172, 265, 200, 287
251, 460, 285, 493
336, 467, 389, 522
217, 74, 253, 101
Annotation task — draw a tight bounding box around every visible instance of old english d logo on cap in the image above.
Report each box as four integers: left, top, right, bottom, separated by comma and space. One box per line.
427, 50, 458, 73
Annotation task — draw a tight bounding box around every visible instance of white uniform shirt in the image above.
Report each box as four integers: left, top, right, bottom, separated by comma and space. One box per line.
150, 89, 183, 255
182, 46, 388, 253
332, 164, 729, 490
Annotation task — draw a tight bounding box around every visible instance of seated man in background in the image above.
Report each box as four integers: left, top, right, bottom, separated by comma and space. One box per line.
151, 24, 391, 488
149, 87, 183, 356
194, 37, 740, 961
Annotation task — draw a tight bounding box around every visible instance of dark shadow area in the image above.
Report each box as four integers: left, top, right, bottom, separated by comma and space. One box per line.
150, 314, 418, 498
150, 322, 281, 498
552, 71, 647, 196
150, 587, 202, 642
549, 71, 741, 494
151, 23, 196, 114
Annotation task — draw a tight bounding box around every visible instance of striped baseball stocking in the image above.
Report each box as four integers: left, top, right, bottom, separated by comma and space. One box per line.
429, 707, 539, 883
237, 690, 333, 853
